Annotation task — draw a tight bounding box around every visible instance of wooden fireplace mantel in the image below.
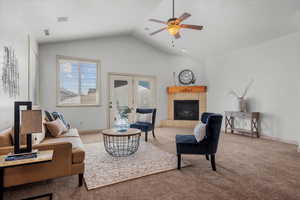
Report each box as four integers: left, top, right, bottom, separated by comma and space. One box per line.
167, 86, 207, 94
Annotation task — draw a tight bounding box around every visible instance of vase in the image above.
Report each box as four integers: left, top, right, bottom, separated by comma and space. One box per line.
237, 97, 247, 112
114, 116, 130, 132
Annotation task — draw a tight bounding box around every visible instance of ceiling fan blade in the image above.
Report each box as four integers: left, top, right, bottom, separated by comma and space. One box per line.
149, 19, 167, 24
174, 32, 181, 39
178, 12, 191, 22
149, 27, 167, 36
181, 24, 203, 30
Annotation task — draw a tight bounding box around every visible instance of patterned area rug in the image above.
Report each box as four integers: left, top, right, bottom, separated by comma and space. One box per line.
84, 142, 190, 190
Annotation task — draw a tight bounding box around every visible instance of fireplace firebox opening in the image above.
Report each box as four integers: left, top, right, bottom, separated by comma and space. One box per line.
174, 100, 199, 120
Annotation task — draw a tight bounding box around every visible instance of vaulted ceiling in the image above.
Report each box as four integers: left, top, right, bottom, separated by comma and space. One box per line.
2, 0, 300, 59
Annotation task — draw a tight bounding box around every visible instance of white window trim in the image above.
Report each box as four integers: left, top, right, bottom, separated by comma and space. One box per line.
56, 55, 101, 107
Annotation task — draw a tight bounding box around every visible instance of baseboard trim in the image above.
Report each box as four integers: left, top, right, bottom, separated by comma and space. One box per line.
260, 134, 298, 145
221, 129, 298, 146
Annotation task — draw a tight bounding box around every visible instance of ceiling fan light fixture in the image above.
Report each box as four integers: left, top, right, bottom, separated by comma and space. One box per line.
148, 0, 203, 38
167, 24, 180, 35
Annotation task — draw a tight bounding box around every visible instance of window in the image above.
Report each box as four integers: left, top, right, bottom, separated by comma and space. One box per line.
136, 80, 154, 108
57, 56, 100, 106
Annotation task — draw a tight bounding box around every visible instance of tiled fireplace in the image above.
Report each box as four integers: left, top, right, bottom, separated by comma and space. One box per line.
160, 86, 207, 128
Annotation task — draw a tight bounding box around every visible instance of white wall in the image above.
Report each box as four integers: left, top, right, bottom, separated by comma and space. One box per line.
0, 1, 39, 131
39, 35, 206, 131
205, 32, 300, 143
168, 55, 207, 86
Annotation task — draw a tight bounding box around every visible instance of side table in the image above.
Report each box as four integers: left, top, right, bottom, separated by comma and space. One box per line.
0, 150, 54, 200
101, 128, 141, 157
225, 111, 260, 138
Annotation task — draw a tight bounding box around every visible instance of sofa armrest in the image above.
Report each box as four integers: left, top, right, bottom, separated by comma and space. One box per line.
0, 128, 13, 147
1, 142, 73, 187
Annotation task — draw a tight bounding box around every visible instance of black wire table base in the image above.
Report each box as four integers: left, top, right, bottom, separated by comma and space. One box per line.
103, 133, 141, 157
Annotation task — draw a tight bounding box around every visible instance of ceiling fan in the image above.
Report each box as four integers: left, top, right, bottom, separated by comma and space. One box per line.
148, 0, 203, 39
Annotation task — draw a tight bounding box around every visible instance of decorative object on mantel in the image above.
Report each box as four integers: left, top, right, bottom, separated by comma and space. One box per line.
1, 46, 20, 98
228, 79, 254, 112
13, 101, 42, 155
178, 69, 196, 85
225, 111, 260, 138
172, 72, 177, 86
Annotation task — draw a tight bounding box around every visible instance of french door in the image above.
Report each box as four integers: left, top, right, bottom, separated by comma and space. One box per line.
108, 74, 156, 128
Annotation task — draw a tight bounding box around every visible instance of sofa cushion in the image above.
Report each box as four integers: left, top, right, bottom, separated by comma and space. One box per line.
0, 128, 13, 147
44, 110, 54, 121
42, 129, 85, 164
59, 128, 80, 137
52, 112, 71, 129
44, 119, 68, 137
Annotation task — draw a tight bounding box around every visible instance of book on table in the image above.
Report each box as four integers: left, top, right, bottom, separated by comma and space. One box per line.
5, 150, 38, 161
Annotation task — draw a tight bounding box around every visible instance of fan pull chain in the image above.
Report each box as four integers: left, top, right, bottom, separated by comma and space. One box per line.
172, 0, 175, 18
171, 40, 175, 48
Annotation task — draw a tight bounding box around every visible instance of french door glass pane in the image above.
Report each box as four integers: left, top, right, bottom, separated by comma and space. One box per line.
114, 80, 129, 106
137, 80, 152, 107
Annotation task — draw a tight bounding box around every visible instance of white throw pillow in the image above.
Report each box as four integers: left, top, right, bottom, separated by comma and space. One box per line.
136, 113, 152, 123
194, 122, 206, 142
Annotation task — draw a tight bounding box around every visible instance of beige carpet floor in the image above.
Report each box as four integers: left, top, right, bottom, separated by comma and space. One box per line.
5, 128, 300, 200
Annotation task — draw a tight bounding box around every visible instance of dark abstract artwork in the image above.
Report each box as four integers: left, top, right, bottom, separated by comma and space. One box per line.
1, 46, 20, 98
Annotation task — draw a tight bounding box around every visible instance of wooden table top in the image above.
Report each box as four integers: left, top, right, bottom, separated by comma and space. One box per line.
0, 150, 53, 168
101, 128, 141, 136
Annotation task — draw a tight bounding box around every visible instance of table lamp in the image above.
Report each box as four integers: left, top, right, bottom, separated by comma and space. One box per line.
14, 101, 42, 154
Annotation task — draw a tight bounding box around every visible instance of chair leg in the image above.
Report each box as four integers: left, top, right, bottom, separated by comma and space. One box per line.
205, 154, 209, 160
177, 154, 181, 170
145, 131, 148, 142
152, 129, 155, 138
78, 173, 83, 187
210, 154, 216, 171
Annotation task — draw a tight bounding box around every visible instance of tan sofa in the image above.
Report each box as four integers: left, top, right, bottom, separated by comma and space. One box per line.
0, 128, 85, 188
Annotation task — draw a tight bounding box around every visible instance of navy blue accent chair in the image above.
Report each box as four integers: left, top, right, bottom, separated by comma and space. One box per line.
130, 108, 156, 142
176, 112, 223, 171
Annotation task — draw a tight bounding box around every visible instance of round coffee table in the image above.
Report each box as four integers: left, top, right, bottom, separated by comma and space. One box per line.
101, 128, 141, 157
